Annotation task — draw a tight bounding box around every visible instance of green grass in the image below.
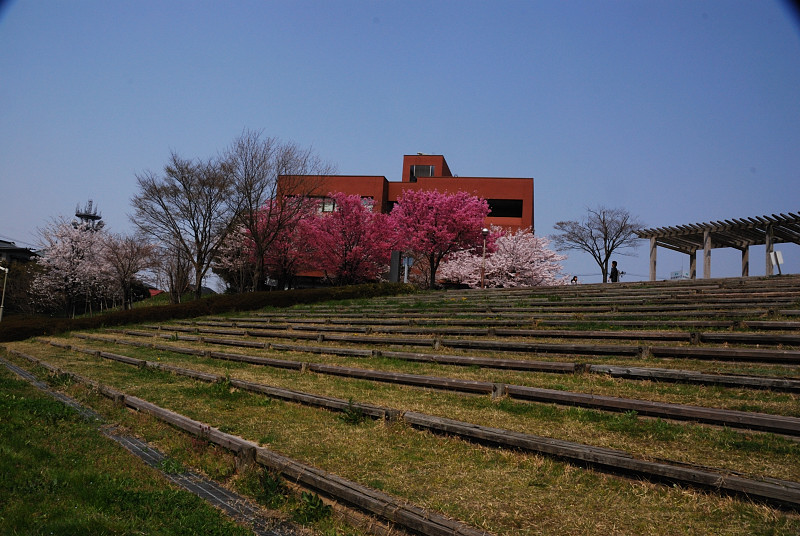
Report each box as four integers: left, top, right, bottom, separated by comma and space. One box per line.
8, 342, 800, 536
0, 367, 252, 536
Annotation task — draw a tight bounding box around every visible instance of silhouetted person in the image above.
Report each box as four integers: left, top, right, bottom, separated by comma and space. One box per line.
610, 261, 619, 283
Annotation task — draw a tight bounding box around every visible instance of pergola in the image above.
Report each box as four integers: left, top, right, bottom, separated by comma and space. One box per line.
635, 212, 800, 280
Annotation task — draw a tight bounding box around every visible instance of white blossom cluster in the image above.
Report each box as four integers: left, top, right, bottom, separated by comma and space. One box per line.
439, 226, 568, 288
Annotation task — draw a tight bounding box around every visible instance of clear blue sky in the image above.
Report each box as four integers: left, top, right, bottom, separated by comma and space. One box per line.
2, 0, 799, 283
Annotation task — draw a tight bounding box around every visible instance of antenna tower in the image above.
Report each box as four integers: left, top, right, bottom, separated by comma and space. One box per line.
74, 199, 105, 231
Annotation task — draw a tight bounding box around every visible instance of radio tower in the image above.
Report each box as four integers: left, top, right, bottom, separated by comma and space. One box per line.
73, 199, 105, 231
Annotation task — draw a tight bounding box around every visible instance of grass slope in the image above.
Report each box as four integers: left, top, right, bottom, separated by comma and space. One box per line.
0, 366, 254, 535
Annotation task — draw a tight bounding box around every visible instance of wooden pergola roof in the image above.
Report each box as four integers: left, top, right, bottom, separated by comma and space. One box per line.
636, 212, 800, 254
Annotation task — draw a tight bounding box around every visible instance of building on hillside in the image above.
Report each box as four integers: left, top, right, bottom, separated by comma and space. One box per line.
278, 154, 535, 231
0, 239, 38, 264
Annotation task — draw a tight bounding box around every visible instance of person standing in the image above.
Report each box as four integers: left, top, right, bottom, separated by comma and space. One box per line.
610, 261, 619, 283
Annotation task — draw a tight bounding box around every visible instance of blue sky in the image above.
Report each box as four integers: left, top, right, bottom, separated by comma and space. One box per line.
1, 0, 799, 283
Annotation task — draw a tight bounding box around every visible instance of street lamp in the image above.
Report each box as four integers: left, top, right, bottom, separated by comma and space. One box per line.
480, 228, 489, 289
0, 266, 8, 323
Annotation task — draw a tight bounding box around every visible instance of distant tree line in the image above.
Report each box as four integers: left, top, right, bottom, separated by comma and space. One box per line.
17, 129, 574, 317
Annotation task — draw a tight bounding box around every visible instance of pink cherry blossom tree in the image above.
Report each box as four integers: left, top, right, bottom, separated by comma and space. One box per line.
389, 189, 490, 289
225, 130, 336, 291
262, 198, 317, 289
439, 226, 568, 288
214, 198, 317, 291
303, 192, 394, 286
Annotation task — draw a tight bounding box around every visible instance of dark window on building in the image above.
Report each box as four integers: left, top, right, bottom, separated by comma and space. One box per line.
487, 199, 523, 218
409, 165, 434, 182
387, 200, 397, 213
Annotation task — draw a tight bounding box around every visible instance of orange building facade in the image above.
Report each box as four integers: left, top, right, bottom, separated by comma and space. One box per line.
280, 154, 534, 231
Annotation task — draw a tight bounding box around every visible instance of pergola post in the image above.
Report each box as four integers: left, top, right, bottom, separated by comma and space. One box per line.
649, 237, 657, 281
741, 246, 749, 277
689, 251, 697, 279
703, 230, 711, 279
765, 225, 774, 276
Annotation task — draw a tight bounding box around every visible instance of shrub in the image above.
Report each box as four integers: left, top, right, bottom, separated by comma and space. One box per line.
0, 283, 415, 342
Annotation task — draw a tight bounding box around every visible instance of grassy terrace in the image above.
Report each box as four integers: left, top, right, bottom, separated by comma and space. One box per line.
0, 365, 256, 535
3, 275, 800, 535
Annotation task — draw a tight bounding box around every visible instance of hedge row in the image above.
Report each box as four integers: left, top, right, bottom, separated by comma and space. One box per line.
0, 283, 415, 343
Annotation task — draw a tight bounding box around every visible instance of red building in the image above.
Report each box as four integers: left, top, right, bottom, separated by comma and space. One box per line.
279, 154, 534, 230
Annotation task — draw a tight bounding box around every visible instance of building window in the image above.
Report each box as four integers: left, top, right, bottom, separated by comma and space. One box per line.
487, 199, 523, 218
309, 196, 337, 213
322, 197, 337, 212
409, 165, 434, 182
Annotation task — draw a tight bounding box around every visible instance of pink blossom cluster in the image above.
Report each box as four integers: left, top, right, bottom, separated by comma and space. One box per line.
216, 190, 566, 289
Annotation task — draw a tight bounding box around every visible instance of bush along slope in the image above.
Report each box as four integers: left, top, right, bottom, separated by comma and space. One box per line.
0, 283, 415, 343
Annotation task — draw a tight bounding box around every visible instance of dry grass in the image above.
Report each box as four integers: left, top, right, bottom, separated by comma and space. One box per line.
5, 338, 800, 536
68, 332, 800, 416
18, 336, 800, 481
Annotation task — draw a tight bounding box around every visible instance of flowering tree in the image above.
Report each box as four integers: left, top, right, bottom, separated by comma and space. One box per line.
390, 189, 490, 289
214, 198, 317, 291
303, 192, 394, 286
32, 218, 115, 316
439, 226, 568, 288
225, 130, 336, 290
263, 203, 317, 289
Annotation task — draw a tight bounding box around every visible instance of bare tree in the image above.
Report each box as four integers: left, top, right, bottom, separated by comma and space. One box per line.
225, 129, 335, 291
551, 206, 644, 282
151, 243, 193, 303
131, 152, 238, 299
102, 233, 156, 310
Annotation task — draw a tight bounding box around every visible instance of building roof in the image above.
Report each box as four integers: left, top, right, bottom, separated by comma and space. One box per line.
0, 239, 39, 262
635, 212, 800, 253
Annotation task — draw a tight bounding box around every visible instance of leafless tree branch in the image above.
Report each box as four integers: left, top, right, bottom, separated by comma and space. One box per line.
551, 206, 644, 282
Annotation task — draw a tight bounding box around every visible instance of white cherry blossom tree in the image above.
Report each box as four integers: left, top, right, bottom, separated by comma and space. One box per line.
32, 218, 115, 316
439, 226, 568, 288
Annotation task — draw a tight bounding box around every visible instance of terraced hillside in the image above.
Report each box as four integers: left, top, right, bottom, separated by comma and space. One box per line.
4, 275, 800, 535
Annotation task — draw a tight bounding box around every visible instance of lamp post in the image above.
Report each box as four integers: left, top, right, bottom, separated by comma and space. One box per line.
480, 227, 489, 289
0, 266, 8, 323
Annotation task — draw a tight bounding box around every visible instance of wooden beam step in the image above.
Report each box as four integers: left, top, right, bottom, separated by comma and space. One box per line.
650, 346, 800, 364
10, 346, 800, 511
62, 337, 800, 437
588, 365, 800, 392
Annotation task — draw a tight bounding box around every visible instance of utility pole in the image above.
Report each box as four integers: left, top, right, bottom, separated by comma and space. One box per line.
0, 266, 8, 322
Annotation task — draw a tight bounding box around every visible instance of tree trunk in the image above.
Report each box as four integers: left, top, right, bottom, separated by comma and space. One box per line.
195, 265, 204, 299
428, 253, 438, 289
253, 252, 267, 291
